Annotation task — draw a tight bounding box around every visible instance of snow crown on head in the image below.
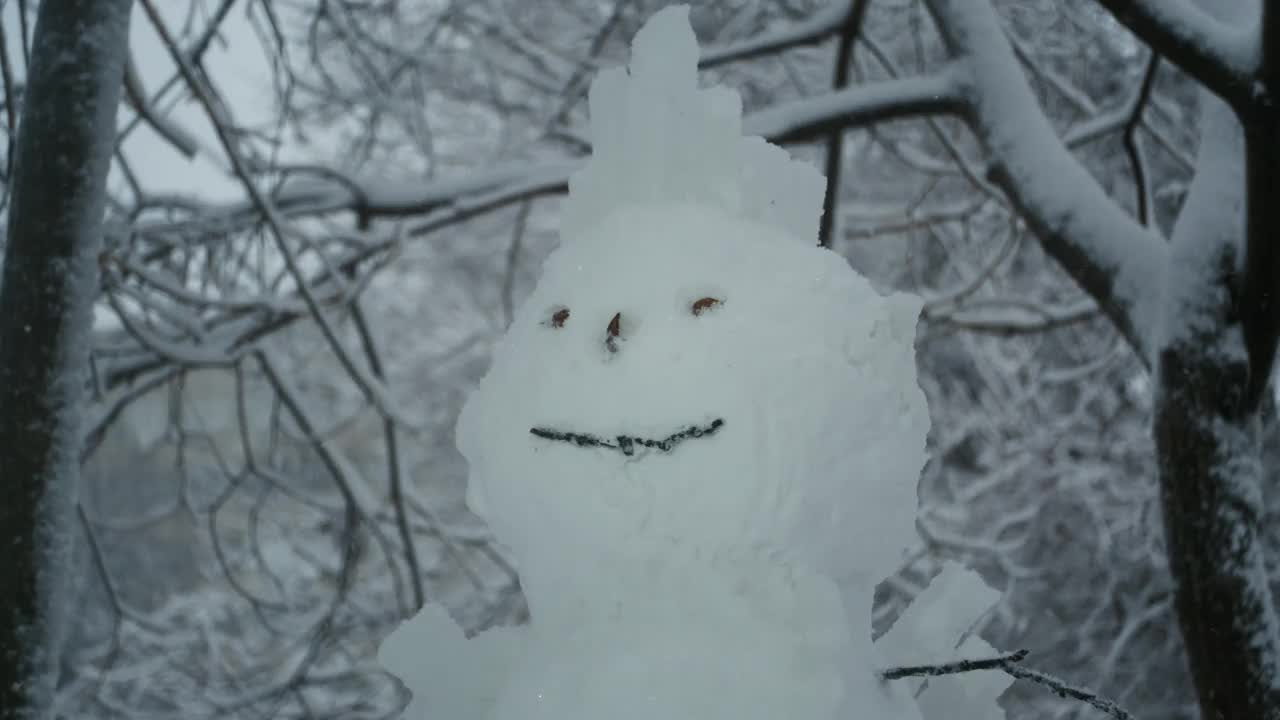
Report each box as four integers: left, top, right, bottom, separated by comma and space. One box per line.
561, 5, 826, 243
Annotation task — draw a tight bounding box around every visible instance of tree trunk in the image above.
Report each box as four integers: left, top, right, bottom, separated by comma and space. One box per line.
0, 2, 132, 719
1154, 89, 1280, 720
1155, 343, 1280, 720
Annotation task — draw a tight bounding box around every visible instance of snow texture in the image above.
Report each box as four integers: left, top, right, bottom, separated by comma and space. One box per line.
382, 6, 1000, 718
379, 605, 525, 719
560, 7, 826, 245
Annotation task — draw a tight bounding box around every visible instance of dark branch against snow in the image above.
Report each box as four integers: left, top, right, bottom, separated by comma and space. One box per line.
880, 648, 1135, 720
880, 648, 1028, 680
1122, 54, 1160, 226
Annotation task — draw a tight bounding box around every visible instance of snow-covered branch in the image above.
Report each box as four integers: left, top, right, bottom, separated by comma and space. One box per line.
882, 648, 1136, 720
1091, 0, 1258, 109
749, 70, 963, 144
880, 648, 1028, 680
925, 0, 1167, 367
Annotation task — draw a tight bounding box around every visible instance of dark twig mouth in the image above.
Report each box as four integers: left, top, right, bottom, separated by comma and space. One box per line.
529, 418, 725, 457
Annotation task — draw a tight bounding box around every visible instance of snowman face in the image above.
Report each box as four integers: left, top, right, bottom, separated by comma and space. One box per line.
456, 203, 927, 595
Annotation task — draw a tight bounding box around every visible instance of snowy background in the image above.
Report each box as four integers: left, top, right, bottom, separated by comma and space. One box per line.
4, 1, 1248, 718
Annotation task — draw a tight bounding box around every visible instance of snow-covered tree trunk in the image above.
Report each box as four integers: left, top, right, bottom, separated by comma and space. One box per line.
1086, 2, 1280, 718
1153, 92, 1280, 720
0, 2, 132, 719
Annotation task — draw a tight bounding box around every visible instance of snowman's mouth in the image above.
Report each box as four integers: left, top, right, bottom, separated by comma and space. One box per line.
529, 418, 725, 457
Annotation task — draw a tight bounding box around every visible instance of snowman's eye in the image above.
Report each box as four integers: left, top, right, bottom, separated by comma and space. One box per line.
606, 312, 622, 353
547, 307, 570, 328
691, 297, 722, 316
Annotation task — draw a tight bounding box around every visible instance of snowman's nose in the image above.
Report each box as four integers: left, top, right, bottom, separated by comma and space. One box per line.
605, 312, 622, 353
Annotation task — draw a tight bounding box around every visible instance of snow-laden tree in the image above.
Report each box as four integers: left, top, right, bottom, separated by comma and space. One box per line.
1, 1, 1271, 719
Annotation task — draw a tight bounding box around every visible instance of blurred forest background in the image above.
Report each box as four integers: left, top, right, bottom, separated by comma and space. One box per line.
0, 0, 1223, 718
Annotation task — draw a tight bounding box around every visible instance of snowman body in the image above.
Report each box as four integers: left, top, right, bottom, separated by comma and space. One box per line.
486, 543, 852, 719
458, 205, 926, 720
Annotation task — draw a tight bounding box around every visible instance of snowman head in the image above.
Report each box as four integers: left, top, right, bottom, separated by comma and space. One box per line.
456, 6, 928, 598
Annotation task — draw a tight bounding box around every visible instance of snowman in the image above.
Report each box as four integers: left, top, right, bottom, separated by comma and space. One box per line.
382, 7, 1005, 719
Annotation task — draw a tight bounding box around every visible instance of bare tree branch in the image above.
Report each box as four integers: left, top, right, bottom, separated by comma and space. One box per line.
750, 70, 965, 143
1122, 54, 1160, 226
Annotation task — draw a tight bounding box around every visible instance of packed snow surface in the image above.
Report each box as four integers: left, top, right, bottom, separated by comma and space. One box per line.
456, 202, 927, 719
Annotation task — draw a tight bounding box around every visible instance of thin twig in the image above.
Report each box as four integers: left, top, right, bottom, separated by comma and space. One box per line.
1001, 663, 1135, 720
819, 0, 870, 248
1122, 53, 1160, 225
880, 648, 1028, 680
880, 648, 1135, 720
349, 298, 425, 613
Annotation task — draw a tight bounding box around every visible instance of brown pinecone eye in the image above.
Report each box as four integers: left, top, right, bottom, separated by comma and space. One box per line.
691, 297, 721, 316
550, 308, 570, 328
606, 312, 622, 353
